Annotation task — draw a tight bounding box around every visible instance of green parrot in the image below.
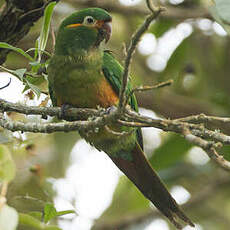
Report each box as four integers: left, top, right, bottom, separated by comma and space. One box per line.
48, 8, 194, 229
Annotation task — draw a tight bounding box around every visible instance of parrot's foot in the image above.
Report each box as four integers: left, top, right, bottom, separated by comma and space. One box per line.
59, 103, 73, 120
106, 105, 117, 114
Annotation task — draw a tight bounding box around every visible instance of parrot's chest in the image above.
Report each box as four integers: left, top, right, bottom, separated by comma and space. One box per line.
53, 64, 135, 155
53, 62, 118, 108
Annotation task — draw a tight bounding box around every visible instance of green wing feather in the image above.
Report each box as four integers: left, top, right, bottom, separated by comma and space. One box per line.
102, 51, 143, 149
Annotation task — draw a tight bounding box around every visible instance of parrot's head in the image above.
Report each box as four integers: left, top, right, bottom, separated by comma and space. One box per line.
55, 8, 112, 55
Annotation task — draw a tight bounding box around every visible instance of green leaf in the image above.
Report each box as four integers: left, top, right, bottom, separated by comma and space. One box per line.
43, 203, 76, 224
149, 133, 193, 171
0, 42, 33, 61
37, 2, 56, 61
43, 203, 57, 224
19, 213, 62, 230
0, 66, 27, 82
0, 144, 16, 182
29, 60, 43, 74
0, 205, 18, 230
34, 39, 39, 60
29, 61, 42, 67
26, 48, 51, 58
19, 213, 45, 229
14, 68, 27, 81
25, 80, 41, 98
28, 211, 43, 221
56, 209, 76, 217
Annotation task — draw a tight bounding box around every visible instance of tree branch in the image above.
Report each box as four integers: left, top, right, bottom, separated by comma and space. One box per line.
124, 80, 173, 106
118, 5, 164, 110
176, 113, 230, 126
0, 98, 100, 120
1, 98, 230, 171
0, 103, 118, 133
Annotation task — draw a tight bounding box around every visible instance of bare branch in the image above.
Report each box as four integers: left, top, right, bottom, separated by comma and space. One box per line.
134, 80, 173, 92
191, 128, 230, 145
124, 79, 173, 106
1, 98, 230, 171
0, 107, 118, 133
183, 131, 230, 171
118, 7, 164, 110
0, 98, 99, 120
176, 113, 230, 126
146, 0, 159, 12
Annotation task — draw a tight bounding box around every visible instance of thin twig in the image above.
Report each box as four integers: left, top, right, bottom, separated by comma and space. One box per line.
134, 79, 173, 92
122, 110, 230, 171
123, 109, 230, 145
124, 79, 173, 106
146, 0, 158, 12
118, 7, 163, 110
184, 132, 230, 171
176, 113, 230, 125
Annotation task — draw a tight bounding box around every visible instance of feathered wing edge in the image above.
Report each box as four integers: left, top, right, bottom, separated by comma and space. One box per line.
109, 143, 194, 229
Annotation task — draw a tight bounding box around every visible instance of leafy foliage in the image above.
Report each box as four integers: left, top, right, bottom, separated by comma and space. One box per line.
37, 2, 56, 62
0, 2, 56, 97
43, 203, 75, 224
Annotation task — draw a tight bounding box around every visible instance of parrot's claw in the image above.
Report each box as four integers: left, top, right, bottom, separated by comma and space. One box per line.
59, 103, 73, 120
106, 105, 117, 114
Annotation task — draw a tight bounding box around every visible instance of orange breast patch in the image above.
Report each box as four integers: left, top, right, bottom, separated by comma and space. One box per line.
96, 78, 119, 107
55, 76, 119, 109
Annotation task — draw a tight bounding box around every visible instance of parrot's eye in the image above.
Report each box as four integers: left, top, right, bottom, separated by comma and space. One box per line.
84, 16, 95, 25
